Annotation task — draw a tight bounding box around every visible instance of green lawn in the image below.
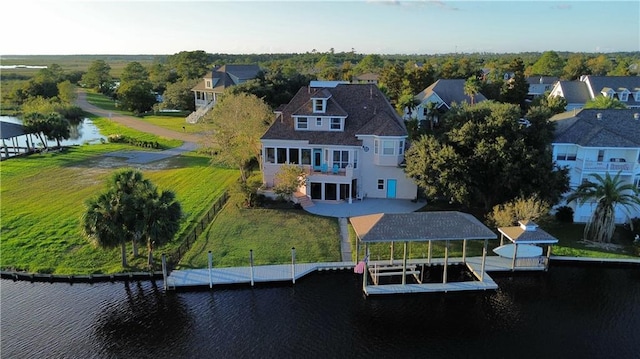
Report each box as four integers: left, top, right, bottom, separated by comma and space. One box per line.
179, 193, 342, 268
0, 145, 238, 274
140, 115, 202, 134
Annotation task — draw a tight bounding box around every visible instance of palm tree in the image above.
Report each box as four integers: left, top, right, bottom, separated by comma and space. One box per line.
138, 189, 182, 268
424, 101, 439, 131
583, 95, 628, 109
109, 169, 154, 257
566, 172, 640, 243
83, 192, 129, 267
464, 76, 481, 105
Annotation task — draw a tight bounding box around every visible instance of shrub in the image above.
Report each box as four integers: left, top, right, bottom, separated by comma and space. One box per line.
555, 206, 574, 223
487, 195, 550, 228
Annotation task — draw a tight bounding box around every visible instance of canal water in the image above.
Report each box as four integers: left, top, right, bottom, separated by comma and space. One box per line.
0, 116, 105, 148
1, 264, 639, 358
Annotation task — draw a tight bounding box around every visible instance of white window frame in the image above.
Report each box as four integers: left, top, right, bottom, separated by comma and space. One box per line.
296, 117, 308, 130
316, 117, 322, 127
382, 140, 395, 155
332, 150, 349, 169
313, 99, 325, 113
377, 179, 385, 190
330, 118, 342, 131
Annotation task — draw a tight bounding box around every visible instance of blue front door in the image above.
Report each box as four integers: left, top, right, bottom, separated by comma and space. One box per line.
387, 179, 397, 198
313, 149, 322, 171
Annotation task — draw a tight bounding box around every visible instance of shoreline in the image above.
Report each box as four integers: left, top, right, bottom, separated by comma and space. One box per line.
2, 255, 638, 286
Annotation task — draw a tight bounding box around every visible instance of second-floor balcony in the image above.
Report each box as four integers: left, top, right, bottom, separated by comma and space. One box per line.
574, 158, 639, 174
305, 164, 358, 182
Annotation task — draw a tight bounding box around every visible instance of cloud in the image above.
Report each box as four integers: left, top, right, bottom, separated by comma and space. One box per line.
367, 0, 459, 10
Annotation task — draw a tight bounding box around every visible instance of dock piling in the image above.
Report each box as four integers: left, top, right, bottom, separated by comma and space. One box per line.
208, 251, 213, 289
249, 249, 254, 286
291, 247, 296, 284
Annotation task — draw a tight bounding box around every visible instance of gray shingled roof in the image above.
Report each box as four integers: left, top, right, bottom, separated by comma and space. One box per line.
261, 84, 407, 146
526, 76, 559, 85
415, 79, 487, 108
551, 109, 640, 147
498, 221, 558, 244
350, 211, 497, 243
584, 76, 640, 107
191, 64, 261, 93
554, 81, 591, 104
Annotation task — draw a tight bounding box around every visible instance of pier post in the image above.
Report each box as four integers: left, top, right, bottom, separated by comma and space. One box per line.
291, 247, 296, 284
161, 254, 168, 290
208, 251, 213, 289
443, 241, 449, 284
428, 241, 432, 265
481, 239, 487, 281
250, 249, 254, 286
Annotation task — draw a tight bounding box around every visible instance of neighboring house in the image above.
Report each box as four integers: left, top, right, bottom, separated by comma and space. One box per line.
187, 64, 261, 123
409, 79, 488, 123
352, 73, 379, 85
549, 75, 640, 111
551, 109, 640, 223
526, 76, 558, 100
261, 82, 417, 201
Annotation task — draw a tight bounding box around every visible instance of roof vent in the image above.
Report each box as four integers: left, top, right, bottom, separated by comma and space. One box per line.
597, 113, 603, 120
518, 220, 538, 232
634, 113, 639, 120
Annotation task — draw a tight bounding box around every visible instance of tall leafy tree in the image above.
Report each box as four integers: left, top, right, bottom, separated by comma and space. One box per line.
501, 57, 529, 106
353, 54, 384, 74
22, 112, 70, 149
201, 92, 274, 183
405, 101, 569, 210
82, 60, 113, 94
379, 63, 404, 104
168, 50, 212, 80
116, 80, 156, 114
566, 172, 640, 243
586, 55, 613, 76
563, 54, 590, 80
529, 51, 565, 77
120, 61, 149, 83
160, 79, 198, 111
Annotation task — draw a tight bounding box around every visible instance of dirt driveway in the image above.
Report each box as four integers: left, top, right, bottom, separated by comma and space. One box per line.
75, 89, 205, 165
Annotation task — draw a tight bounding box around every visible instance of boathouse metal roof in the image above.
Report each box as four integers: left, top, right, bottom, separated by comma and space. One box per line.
1, 121, 26, 139
350, 211, 497, 243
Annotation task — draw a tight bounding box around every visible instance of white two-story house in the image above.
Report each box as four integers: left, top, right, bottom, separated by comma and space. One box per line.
549, 75, 640, 111
261, 82, 417, 201
551, 109, 640, 223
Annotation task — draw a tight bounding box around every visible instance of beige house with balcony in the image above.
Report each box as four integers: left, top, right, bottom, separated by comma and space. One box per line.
261, 81, 417, 201
551, 109, 640, 223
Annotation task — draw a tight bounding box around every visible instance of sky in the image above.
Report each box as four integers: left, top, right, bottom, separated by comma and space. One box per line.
1, 0, 639, 55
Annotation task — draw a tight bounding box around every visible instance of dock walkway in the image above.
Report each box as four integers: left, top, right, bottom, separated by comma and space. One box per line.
166, 256, 547, 291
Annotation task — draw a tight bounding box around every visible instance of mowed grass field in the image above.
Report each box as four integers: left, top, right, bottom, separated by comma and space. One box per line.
0, 144, 238, 274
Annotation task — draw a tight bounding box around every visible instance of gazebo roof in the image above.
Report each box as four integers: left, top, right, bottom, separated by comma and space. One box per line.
1, 121, 26, 139
350, 211, 497, 243
497, 221, 559, 244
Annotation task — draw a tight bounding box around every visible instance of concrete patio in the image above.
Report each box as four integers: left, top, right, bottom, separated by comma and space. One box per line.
302, 198, 426, 218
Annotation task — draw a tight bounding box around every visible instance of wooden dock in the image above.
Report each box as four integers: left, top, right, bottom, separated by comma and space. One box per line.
165, 255, 551, 292
166, 261, 354, 290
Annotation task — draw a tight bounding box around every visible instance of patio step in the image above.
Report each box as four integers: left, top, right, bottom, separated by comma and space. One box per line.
294, 193, 314, 208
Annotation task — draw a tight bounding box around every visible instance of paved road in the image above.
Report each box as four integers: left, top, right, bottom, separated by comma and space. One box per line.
75, 89, 204, 164
75, 89, 202, 143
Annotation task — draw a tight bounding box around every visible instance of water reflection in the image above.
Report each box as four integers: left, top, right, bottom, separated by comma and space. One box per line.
0, 116, 105, 147
94, 281, 191, 358
1, 266, 639, 358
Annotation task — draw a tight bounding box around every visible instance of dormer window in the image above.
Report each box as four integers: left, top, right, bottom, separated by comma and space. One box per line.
205, 80, 211, 88
296, 117, 308, 130
635, 91, 640, 101
313, 99, 326, 113
618, 89, 630, 102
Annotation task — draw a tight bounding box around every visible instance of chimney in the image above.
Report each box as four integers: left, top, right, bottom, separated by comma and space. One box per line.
634, 113, 639, 120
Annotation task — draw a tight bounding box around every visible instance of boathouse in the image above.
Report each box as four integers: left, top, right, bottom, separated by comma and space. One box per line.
350, 211, 498, 295
496, 220, 558, 271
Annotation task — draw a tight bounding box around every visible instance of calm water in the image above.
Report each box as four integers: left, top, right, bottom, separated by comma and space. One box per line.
0, 116, 105, 148
1, 264, 639, 358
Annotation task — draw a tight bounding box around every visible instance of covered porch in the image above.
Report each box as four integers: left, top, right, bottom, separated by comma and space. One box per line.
350, 211, 499, 295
